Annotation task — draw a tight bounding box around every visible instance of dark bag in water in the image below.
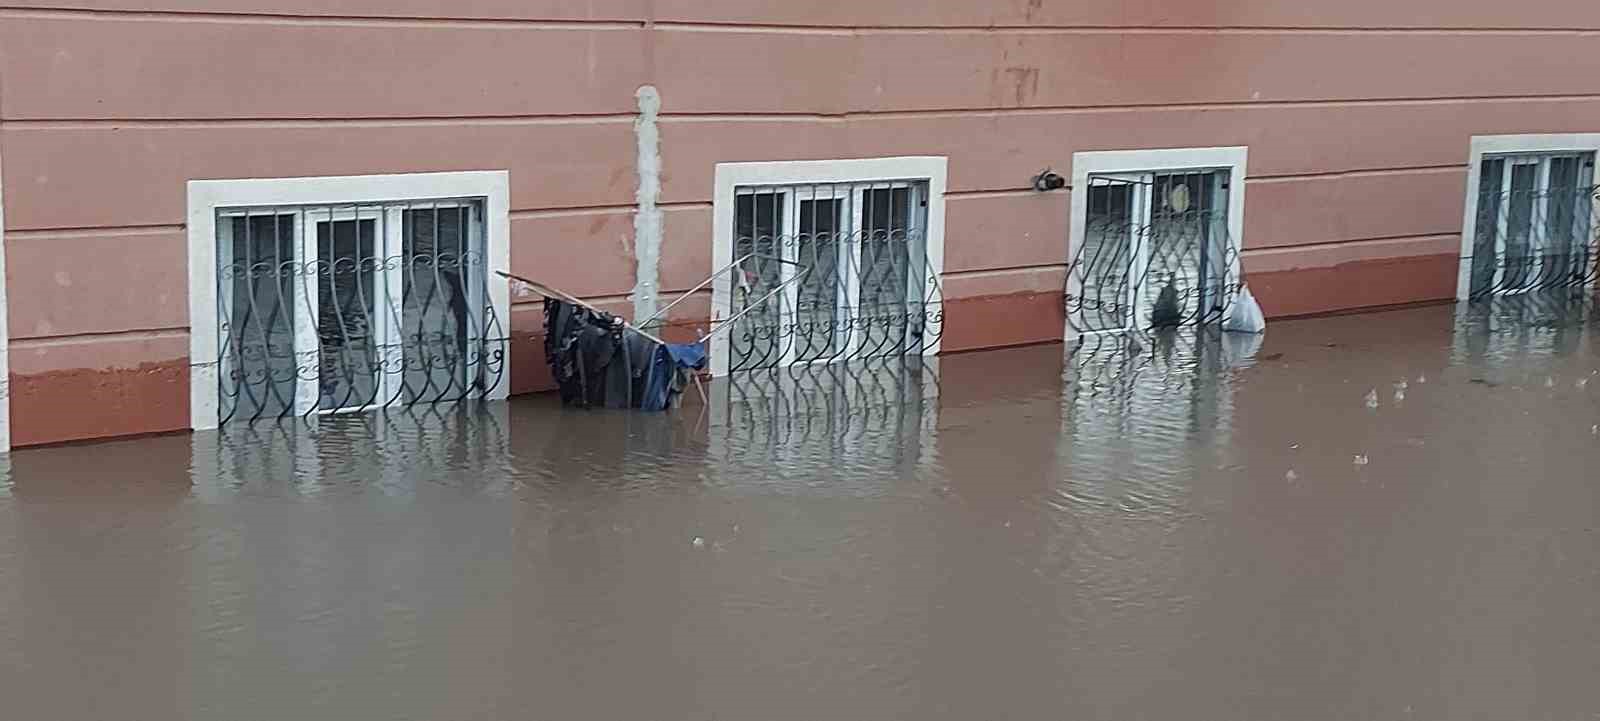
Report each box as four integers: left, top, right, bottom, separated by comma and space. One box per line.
1149, 278, 1184, 328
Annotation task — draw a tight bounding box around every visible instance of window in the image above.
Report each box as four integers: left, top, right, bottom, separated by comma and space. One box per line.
1463, 142, 1598, 300
1067, 147, 1247, 340
188, 172, 511, 430
711, 158, 948, 377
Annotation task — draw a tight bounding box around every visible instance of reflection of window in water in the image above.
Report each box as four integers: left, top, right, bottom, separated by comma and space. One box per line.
728, 182, 933, 372
1469, 152, 1597, 298
190, 405, 511, 502
705, 359, 941, 482
1451, 293, 1596, 365
1074, 171, 1232, 334
1058, 330, 1243, 476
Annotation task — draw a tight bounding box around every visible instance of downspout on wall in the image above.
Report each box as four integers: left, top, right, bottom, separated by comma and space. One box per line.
631, 85, 663, 325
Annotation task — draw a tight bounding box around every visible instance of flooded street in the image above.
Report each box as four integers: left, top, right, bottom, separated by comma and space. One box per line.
2, 303, 1598, 720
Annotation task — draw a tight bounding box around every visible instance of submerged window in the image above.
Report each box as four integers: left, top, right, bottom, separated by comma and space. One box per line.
217, 200, 501, 423
1072, 169, 1235, 334
727, 180, 939, 371
1469, 152, 1598, 298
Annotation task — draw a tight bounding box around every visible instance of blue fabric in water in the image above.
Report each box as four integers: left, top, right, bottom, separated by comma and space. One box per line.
641, 342, 708, 411
665, 343, 707, 370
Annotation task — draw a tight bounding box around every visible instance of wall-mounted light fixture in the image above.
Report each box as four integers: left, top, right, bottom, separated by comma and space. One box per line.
1031, 168, 1066, 192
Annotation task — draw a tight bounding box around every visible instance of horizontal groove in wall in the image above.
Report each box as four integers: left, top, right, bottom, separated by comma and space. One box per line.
9, 96, 1600, 126
1249, 164, 1467, 183
945, 264, 1068, 280
659, 93, 1600, 122
510, 205, 633, 220
4, 210, 1465, 242
6, 7, 1599, 33
940, 171, 1463, 192
0, 227, 1465, 255
4, 202, 717, 234
653, 23, 1600, 36
1243, 233, 1459, 257
0, 235, 1465, 348
940, 234, 1463, 278
4, 223, 184, 240
510, 201, 708, 220
1, 114, 638, 128
0, 7, 645, 29
945, 188, 1059, 199
10, 326, 190, 347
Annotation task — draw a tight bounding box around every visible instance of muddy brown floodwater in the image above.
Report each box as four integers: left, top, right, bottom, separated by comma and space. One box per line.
2, 303, 1599, 720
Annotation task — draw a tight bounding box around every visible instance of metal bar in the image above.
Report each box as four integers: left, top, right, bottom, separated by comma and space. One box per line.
495, 270, 671, 347
1197, 173, 1210, 319
267, 211, 296, 419
707, 267, 813, 335
637, 251, 766, 329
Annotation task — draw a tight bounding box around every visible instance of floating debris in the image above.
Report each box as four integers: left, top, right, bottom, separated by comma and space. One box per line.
1417, 374, 1427, 384
1394, 388, 1406, 403
1285, 469, 1299, 482
1353, 455, 1370, 467
691, 537, 706, 549
1365, 389, 1380, 409
1545, 377, 1557, 388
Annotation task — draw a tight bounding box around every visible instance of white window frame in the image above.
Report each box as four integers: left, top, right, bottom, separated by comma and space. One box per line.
187, 171, 511, 431
1458, 134, 1600, 301
711, 157, 948, 378
1067, 146, 1248, 343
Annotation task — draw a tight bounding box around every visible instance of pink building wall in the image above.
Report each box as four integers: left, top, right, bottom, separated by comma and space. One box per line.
3, 1, 1600, 445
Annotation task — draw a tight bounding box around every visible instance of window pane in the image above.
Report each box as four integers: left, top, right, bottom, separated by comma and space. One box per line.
1147, 170, 1226, 327
317, 217, 380, 411
1504, 163, 1538, 287
1471, 158, 1506, 296
1077, 181, 1136, 332
223, 214, 296, 422
402, 205, 479, 403
732, 192, 784, 370
1543, 157, 1583, 283
857, 187, 913, 355
794, 198, 842, 362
